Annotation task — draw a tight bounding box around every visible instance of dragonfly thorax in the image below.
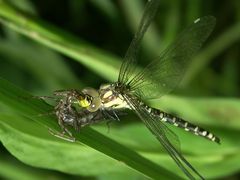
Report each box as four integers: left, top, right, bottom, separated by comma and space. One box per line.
99, 83, 129, 110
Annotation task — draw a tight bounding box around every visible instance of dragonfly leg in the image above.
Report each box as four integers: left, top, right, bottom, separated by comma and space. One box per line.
58, 117, 73, 136
49, 111, 76, 142
73, 116, 80, 132
48, 128, 75, 142
106, 120, 112, 133
53, 89, 80, 100
35, 111, 55, 117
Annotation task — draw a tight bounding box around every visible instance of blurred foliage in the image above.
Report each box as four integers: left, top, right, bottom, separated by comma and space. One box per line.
0, 0, 239, 179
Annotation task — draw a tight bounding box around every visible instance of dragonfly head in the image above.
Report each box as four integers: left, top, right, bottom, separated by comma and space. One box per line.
77, 87, 101, 112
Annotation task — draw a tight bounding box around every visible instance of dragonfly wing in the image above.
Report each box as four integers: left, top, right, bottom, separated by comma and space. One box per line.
123, 94, 204, 179
118, 0, 160, 84
128, 16, 216, 99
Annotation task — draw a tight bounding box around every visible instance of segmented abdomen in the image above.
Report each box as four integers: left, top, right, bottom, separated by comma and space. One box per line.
144, 104, 220, 144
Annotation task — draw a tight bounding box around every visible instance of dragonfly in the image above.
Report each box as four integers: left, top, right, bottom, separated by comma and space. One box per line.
46, 89, 124, 141
41, 0, 220, 179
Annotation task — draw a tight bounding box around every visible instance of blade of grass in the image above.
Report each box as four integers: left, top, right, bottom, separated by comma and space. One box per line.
0, 37, 81, 90
0, 77, 179, 179
182, 22, 240, 85
0, 1, 121, 82
90, 0, 117, 20
1, 77, 239, 179
163, 0, 180, 48
0, 155, 64, 180
0, 114, 140, 177
121, 0, 161, 56
186, 0, 201, 23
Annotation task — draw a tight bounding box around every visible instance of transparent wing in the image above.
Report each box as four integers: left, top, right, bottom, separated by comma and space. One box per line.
118, 0, 160, 84
124, 94, 204, 179
128, 16, 216, 99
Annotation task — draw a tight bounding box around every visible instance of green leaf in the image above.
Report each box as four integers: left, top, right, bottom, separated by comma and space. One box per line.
183, 22, 240, 85
0, 0, 121, 82
121, 0, 161, 56
0, 154, 66, 180
0, 37, 81, 90
1, 77, 240, 179
0, 1, 239, 179
0, 77, 179, 179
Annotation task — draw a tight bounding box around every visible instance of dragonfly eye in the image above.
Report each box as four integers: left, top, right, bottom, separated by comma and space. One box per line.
78, 95, 92, 108
86, 95, 92, 102
87, 97, 101, 112
81, 87, 101, 112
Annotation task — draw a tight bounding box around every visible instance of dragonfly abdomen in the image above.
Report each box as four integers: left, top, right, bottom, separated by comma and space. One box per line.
143, 104, 220, 144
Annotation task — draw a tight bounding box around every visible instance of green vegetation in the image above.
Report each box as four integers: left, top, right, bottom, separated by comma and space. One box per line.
0, 0, 239, 179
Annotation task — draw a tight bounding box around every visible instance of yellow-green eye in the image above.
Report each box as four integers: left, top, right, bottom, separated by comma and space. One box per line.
81, 87, 101, 112
78, 95, 91, 108
87, 97, 101, 112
